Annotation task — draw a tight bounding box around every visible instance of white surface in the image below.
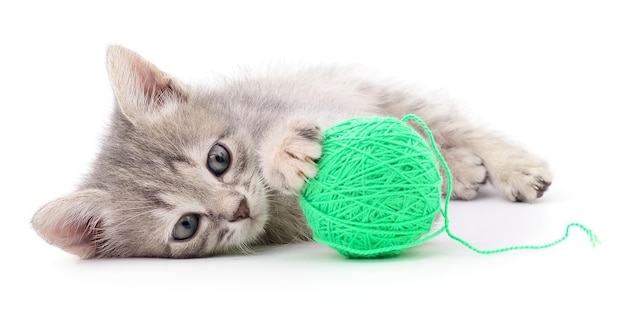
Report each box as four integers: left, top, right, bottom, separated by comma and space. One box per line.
1, 1, 623, 310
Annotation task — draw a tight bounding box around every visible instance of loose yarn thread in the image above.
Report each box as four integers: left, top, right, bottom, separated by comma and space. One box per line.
300, 114, 599, 258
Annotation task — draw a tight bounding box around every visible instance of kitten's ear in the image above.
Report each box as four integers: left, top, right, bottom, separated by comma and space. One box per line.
106, 45, 187, 124
32, 189, 110, 258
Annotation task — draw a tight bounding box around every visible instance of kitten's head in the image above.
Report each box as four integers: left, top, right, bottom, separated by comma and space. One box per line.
32, 46, 269, 258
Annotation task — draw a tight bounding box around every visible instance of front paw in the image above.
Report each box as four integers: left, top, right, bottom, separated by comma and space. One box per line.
260, 120, 322, 194
443, 147, 488, 200
489, 154, 552, 202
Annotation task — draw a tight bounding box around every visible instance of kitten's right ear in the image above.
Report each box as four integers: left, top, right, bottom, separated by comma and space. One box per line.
106, 45, 187, 125
32, 189, 110, 258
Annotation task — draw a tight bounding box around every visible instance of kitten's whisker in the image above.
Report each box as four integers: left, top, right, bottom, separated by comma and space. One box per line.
114, 209, 158, 227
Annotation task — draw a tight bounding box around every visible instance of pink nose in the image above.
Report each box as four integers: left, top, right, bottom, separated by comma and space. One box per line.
230, 198, 250, 222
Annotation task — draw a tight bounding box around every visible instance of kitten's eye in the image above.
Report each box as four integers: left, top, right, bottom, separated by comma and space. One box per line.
207, 144, 231, 177
172, 214, 199, 240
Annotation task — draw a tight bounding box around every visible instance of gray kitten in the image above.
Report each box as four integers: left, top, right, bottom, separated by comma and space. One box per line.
32, 45, 552, 258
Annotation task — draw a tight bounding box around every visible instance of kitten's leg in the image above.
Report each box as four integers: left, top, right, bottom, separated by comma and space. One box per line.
259, 119, 323, 194
416, 110, 552, 202
464, 130, 552, 202
376, 89, 551, 202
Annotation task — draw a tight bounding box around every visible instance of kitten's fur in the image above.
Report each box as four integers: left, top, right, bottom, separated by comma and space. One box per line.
32, 46, 552, 258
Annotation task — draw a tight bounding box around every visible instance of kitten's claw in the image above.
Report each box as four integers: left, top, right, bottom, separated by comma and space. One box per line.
523, 176, 552, 201
305, 157, 316, 165
534, 178, 551, 198
260, 120, 322, 194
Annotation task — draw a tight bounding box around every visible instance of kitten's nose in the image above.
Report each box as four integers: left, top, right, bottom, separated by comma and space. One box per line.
230, 198, 250, 222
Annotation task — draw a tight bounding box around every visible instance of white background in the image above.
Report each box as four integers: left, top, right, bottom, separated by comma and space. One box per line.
1, 1, 624, 310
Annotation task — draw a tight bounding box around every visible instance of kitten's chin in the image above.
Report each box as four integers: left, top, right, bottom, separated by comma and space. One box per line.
238, 210, 269, 245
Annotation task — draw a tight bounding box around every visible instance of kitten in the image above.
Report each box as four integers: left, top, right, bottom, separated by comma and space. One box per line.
32, 45, 552, 258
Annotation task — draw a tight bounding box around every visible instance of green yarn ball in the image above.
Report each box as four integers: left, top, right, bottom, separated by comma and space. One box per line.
300, 116, 443, 258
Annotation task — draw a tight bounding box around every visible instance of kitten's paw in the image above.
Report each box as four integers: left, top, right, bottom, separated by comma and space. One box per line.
260, 120, 322, 194
489, 154, 552, 202
443, 147, 488, 200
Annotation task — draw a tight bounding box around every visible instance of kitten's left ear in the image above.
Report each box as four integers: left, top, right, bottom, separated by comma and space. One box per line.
32, 189, 111, 258
106, 45, 188, 125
